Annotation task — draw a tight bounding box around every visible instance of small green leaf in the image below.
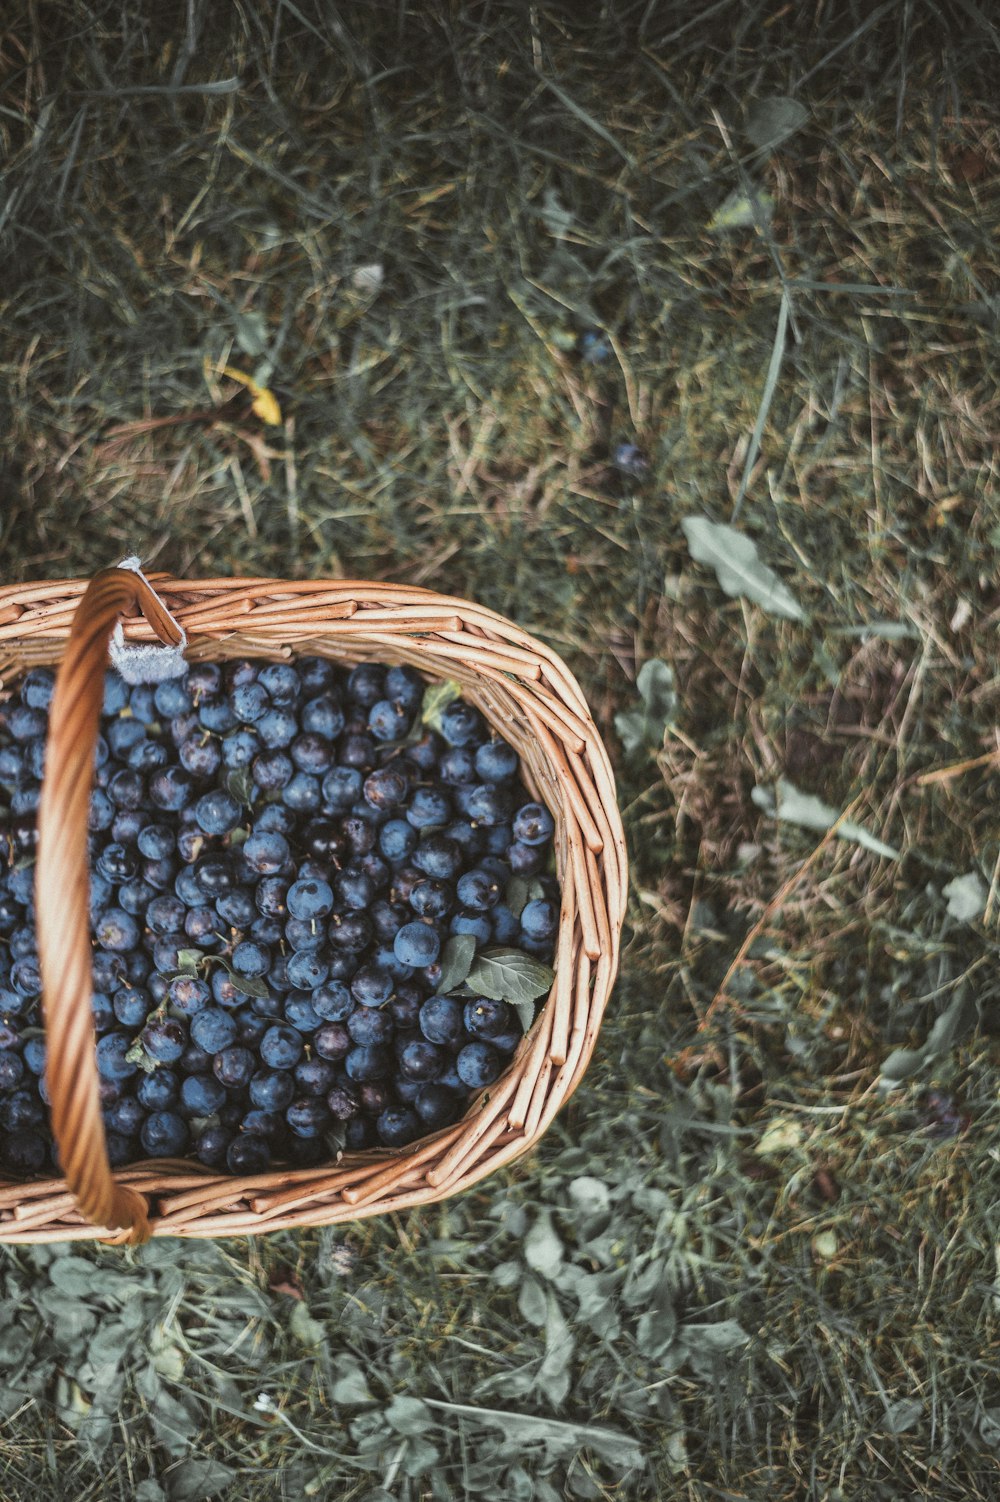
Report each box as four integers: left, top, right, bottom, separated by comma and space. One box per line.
505, 875, 530, 918
125, 1038, 160, 1074
707, 185, 774, 232
289, 1301, 326, 1347
744, 95, 809, 151
226, 769, 254, 809
679, 1319, 749, 1354
48, 1256, 103, 1297
514, 999, 535, 1036
943, 871, 987, 922
518, 1276, 548, 1327
165, 1458, 235, 1502
331, 1366, 374, 1406
437, 934, 476, 995
523, 1210, 563, 1279
751, 778, 899, 859
175, 949, 203, 975
682, 516, 807, 621
231, 973, 270, 1000
466, 949, 554, 1008
385, 1394, 434, 1436
421, 679, 462, 734
883, 1397, 923, 1435
614, 658, 677, 753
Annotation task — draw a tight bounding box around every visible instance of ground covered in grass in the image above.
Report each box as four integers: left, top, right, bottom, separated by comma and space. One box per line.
3, 1, 1000, 1497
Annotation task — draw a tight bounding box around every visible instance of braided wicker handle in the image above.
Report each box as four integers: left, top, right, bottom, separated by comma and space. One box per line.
36, 567, 185, 1243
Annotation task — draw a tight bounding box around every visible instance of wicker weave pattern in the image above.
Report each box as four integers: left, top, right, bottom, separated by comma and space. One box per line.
0, 574, 627, 1242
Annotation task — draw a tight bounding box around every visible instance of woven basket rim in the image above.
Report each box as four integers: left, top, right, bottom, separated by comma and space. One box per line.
0, 572, 627, 1242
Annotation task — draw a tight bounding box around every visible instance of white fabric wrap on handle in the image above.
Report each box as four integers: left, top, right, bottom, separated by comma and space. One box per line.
108, 556, 188, 684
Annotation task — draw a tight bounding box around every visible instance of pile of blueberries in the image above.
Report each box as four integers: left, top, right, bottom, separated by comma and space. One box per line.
0, 655, 559, 1176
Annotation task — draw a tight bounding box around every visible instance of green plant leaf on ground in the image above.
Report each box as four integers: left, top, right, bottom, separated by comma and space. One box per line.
943, 871, 987, 921
744, 95, 809, 150
682, 516, 808, 621
880, 986, 980, 1085
706, 186, 775, 232
751, 778, 899, 859
614, 658, 677, 753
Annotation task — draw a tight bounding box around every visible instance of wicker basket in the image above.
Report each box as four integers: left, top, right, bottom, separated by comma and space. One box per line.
0, 569, 627, 1243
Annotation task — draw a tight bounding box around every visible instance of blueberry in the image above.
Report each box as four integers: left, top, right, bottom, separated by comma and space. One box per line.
312, 982, 354, 1022
249, 1069, 296, 1112
227, 1134, 271, 1174
314, 1022, 351, 1061
232, 940, 270, 978
457, 868, 502, 911
398, 1039, 445, 1082
475, 738, 519, 782
439, 701, 485, 747
368, 699, 412, 742
285, 950, 329, 992
379, 818, 417, 862
411, 834, 462, 880
344, 1044, 392, 1081
350, 964, 394, 1008
393, 921, 441, 969
285, 1097, 331, 1138
282, 771, 321, 812
141, 1017, 187, 1064
252, 748, 294, 792
321, 765, 363, 810
419, 996, 464, 1048
0, 1053, 25, 1092
346, 664, 385, 708
286, 877, 334, 921
96, 1032, 139, 1081
298, 657, 337, 695
244, 830, 290, 875
232, 682, 269, 723
113, 985, 151, 1028
138, 1069, 179, 1110
148, 765, 193, 811
449, 911, 492, 945
194, 788, 242, 836
294, 1057, 337, 1096
212, 1046, 255, 1089
456, 1041, 503, 1089
259, 1024, 304, 1071
376, 1106, 420, 1147
297, 694, 346, 748
415, 1084, 462, 1129
520, 898, 558, 942
190, 1007, 238, 1055
222, 728, 261, 768
407, 786, 452, 830
176, 734, 221, 779
463, 997, 516, 1040
258, 662, 300, 705
196, 1124, 234, 1167
1, 1128, 47, 1173
512, 802, 555, 846
179, 1073, 227, 1118
326, 1080, 361, 1120
440, 747, 477, 786
141, 1110, 189, 1157
257, 706, 298, 749
347, 1006, 394, 1046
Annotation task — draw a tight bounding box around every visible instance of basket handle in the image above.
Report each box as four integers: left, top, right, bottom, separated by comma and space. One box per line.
36, 567, 185, 1243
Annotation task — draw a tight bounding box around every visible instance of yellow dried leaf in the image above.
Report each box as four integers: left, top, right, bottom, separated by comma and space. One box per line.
218, 364, 283, 426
